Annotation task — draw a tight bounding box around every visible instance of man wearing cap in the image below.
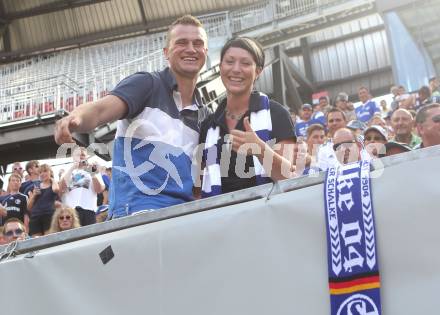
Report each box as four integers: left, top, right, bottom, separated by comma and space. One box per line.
295, 103, 313, 137
384, 141, 412, 157
391, 109, 421, 148
335, 92, 356, 121
415, 103, 440, 149
346, 120, 367, 139
363, 125, 388, 158
355, 86, 381, 123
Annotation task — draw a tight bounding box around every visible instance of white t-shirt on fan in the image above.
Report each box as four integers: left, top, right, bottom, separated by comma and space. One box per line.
62, 169, 104, 212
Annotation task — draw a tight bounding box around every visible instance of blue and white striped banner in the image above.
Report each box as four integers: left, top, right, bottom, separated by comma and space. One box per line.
324, 160, 382, 315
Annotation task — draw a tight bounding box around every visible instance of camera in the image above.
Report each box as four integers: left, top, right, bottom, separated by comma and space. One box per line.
80, 160, 88, 166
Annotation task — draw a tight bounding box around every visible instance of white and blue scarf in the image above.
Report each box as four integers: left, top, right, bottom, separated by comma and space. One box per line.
201, 92, 272, 197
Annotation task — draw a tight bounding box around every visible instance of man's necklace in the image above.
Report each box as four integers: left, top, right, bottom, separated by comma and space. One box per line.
225, 108, 247, 121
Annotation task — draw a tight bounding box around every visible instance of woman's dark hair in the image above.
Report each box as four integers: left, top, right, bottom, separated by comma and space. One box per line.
220, 37, 265, 69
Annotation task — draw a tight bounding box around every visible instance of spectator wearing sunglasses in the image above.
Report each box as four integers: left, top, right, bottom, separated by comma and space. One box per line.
363, 125, 388, 158
2, 218, 27, 244
48, 206, 81, 234
332, 128, 369, 166
11, 162, 24, 177
415, 103, 440, 149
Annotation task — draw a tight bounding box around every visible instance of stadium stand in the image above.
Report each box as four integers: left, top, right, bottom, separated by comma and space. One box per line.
0, 0, 368, 124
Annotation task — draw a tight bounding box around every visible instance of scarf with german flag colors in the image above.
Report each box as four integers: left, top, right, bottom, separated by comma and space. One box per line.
324, 160, 382, 315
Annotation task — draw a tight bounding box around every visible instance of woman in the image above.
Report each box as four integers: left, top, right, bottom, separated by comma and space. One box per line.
199, 37, 297, 197
27, 164, 59, 236
48, 206, 81, 234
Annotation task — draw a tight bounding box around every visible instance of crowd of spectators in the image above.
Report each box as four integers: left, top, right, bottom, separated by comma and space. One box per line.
290, 81, 440, 175
42, 16, 439, 246
0, 148, 112, 245
1, 79, 439, 246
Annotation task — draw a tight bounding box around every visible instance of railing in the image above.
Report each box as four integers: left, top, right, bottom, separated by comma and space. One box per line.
0, 0, 368, 125
229, 0, 353, 32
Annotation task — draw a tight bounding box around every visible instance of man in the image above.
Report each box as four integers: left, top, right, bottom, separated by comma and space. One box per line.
0, 174, 29, 229
319, 95, 332, 114
391, 109, 421, 148
306, 124, 325, 153
417, 86, 432, 110
292, 124, 325, 174
383, 141, 411, 157
326, 108, 347, 138
55, 15, 209, 218
302, 123, 326, 174
335, 92, 356, 121
20, 160, 40, 195
2, 218, 27, 244
355, 86, 380, 123
59, 147, 105, 226
295, 103, 313, 137
332, 128, 364, 165
415, 103, 440, 148
317, 109, 347, 170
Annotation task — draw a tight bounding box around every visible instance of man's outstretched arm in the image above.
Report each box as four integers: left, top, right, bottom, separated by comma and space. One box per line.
54, 95, 127, 145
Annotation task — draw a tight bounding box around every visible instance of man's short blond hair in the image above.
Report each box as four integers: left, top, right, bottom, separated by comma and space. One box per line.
166, 15, 205, 47
9, 173, 22, 182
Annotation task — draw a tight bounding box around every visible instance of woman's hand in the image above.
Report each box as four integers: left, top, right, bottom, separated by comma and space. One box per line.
230, 117, 265, 156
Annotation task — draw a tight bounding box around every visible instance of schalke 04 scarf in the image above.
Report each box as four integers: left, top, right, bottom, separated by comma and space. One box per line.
324, 160, 382, 315
201, 92, 272, 197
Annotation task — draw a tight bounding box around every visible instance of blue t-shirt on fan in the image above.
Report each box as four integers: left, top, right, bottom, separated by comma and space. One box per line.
355, 100, 380, 123
295, 120, 311, 138
311, 111, 326, 126
108, 68, 209, 218
296, 112, 326, 138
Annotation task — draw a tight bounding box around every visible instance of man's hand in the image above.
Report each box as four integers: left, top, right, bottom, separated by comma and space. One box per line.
54, 115, 82, 145
230, 117, 264, 156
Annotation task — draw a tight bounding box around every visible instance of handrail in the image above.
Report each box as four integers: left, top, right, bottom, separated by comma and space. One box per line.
1, 144, 437, 255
